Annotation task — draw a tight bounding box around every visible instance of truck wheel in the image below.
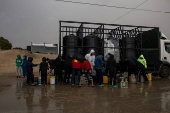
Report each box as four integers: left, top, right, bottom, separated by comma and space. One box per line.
159, 65, 170, 78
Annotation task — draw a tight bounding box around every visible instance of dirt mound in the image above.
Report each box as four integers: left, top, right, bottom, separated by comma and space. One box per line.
0, 49, 57, 77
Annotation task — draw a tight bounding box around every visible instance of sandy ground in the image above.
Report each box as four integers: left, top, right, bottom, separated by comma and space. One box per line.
0, 49, 57, 77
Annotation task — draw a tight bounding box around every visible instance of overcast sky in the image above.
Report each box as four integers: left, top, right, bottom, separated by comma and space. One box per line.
0, 0, 170, 48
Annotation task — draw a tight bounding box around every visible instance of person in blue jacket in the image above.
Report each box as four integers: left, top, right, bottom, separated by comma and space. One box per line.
95, 53, 105, 87
22, 55, 28, 78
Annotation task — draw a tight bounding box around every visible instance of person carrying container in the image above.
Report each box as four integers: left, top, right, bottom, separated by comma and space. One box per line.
137, 55, 148, 82
15, 54, 23, 78
39, 57, 49, 86
71, 55, 82, 87
85, 49, 95, 70
95, 52, 105, 87
22, 55, 28, 78
26, 57, 38, 86
106, 53, 118, 87
82, 58, 94, 87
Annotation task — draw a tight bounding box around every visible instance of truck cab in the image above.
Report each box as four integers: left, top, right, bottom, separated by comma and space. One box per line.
159, 33, 170, 77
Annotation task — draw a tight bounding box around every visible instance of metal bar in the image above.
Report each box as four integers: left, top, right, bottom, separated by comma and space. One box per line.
60, 46, 159, 49
59, 21, 61, 55
60, 20, 158, 28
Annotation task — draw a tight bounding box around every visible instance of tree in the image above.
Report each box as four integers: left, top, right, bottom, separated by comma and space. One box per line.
0, 37, 12, 50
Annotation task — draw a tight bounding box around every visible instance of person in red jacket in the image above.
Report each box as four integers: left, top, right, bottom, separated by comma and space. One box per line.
71, 56, 82, 87
82, 58, 94, 87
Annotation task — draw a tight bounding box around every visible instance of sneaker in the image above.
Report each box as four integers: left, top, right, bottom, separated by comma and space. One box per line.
16, 76, 18, 78
108, 85, 111, 87
99, 85, 104, 87
101, 84, 104, 86
31, 84, 35, 86
78, 84, 81, 87
112, 85, 118, 88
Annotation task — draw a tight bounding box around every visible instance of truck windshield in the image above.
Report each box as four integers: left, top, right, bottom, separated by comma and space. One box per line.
165, 43, 170, 54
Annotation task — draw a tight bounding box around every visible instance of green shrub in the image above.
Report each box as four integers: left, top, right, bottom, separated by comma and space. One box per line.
0, 37, 12, 50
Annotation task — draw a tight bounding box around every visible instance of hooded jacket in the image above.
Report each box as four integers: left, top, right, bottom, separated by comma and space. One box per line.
106, 54, 116, 71
137, 55, 147, 68
15, 55, 23, 66
26, 57, 38, 72
22, 55, 28, 68
54, 56, 63, 70
95, 55, 105, 69
85, 49, 95, 67
39, 57, 48, 73
65, 55, 72, 67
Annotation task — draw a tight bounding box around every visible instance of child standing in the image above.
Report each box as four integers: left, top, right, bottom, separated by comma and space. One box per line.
15, 54, 23, 78
22, 55, 28, 78
71, 56, 82, 87
26, 57, 38, 86
39, 57, 49, 86
82, 58, 94, 87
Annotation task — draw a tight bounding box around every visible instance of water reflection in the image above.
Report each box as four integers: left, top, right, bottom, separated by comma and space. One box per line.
12, 78, 170, 113
39, 87, 49, 113
25, 87, 34, 113
161, 91, 170, 111
15, 79, 24, 100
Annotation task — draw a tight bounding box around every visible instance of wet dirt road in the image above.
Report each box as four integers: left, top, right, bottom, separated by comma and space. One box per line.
0, 77, 170, 113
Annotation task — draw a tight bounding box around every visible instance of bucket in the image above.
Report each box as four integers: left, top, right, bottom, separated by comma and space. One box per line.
38, 77, 41, 85
103, 76, 108, 84
50, 78, 55, 85
146, 74, 152, 81
47, 76, 51, 84
140, 76, 144, 83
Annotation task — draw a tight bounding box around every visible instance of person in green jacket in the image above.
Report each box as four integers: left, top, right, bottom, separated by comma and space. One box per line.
15, 54, 23, 78
137, 55, 148, 82
138, 55, 147, 68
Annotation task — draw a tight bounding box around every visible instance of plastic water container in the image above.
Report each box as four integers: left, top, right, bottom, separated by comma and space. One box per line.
123, 72, 128, 78
38, 77, 41, 85
50, 78, 55, 85
130, 74, 136, 83
146, 74, 152, 81
47, 76, 51, 84
120, 79, 125, 88
125, 79, 128, 88
140, 75, 144, 83
103, 76, 108, 84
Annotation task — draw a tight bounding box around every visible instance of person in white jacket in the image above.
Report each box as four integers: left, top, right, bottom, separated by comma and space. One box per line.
85, 49, 95, 70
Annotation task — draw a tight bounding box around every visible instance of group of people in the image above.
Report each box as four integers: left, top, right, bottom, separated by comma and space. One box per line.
15, 55, 39, 85
15, 49, 148, 87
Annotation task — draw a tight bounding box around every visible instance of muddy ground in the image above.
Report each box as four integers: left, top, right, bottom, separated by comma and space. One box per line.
0, 75, 170, 113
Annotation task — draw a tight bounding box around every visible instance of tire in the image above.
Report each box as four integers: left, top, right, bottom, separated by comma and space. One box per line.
159, 65, 170, 78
